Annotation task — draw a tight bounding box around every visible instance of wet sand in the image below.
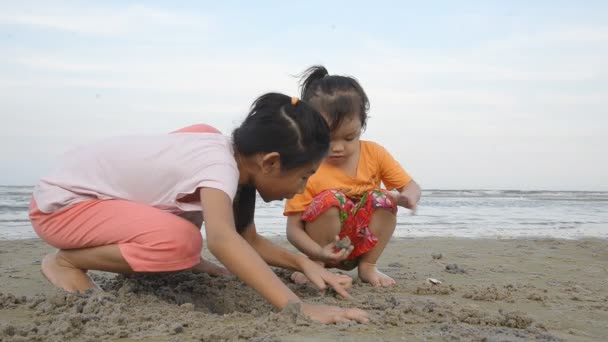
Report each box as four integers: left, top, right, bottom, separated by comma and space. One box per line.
1, 236, 607, 341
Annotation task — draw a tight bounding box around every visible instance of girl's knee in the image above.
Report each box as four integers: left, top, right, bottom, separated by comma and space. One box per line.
374, 206, 397, 217
369, 210, 397, 235
371, 208, 397, 225
303, 207, 343, 244
316, 206, 341, 219
172, 223, 203, 259
302, 190, 347, 222
368, 190, 398, 214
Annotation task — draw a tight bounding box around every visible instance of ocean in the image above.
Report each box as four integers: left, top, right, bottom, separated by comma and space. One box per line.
1, 186, 607, 240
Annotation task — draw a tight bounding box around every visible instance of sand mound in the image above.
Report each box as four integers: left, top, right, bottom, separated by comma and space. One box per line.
0, 271, 562, 341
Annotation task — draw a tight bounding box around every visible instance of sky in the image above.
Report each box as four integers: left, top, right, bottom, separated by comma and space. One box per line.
0, 1, 606, 190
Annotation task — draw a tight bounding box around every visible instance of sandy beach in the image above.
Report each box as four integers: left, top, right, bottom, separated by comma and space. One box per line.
1, 236, 607, 341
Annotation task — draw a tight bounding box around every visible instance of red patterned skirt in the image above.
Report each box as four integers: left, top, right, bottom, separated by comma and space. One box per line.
301, 189, 397, 269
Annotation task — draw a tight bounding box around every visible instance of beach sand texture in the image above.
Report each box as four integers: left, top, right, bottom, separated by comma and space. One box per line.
1, 237, 607, 341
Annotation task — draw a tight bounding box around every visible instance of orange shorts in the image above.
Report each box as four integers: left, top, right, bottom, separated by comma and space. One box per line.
29, 199, 203, 272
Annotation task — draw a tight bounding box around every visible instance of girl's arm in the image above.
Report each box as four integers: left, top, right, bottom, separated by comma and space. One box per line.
241, 222, 352, 298
286, 214, 353, 265
200, 187, 298, 309
243, 221, 304, 271
395, 180, 422, 210
375, 142, 421, 209
200, 187, 368, 324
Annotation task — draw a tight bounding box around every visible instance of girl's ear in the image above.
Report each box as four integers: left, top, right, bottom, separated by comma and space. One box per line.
259, 152, 281, 174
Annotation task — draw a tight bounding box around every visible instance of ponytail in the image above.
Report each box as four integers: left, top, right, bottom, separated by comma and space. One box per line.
296, 65, 370, 131
299, 65, 329, 101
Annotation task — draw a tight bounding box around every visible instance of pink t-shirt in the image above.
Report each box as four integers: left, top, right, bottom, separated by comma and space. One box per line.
33, 133, 239, 214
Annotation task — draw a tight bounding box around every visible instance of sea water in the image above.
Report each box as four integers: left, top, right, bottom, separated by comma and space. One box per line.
1, 186, 606, 240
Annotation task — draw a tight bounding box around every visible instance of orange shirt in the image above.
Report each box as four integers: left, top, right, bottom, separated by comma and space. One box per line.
284, 140, 412, 215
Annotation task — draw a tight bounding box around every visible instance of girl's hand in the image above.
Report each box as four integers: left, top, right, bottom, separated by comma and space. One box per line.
391, 180, 421, 214
297, 257, 353, 299
315, 236, 354, 264
389, 191, 418, 213
301, 302, 369, 324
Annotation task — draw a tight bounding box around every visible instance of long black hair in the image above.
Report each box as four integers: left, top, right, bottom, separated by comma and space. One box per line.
299, 65, 370, 132
231, 92, 330, 233
232, 92, 330, 170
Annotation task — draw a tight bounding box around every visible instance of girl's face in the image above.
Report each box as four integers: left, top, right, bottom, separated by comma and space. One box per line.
325, 115, 362, 166
253, 156, 320, 202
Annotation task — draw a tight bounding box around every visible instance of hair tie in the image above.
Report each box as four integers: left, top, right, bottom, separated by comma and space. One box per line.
291, 97, 299, 105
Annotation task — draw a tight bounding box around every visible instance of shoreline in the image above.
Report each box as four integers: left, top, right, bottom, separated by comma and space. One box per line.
1, 236, 607, 341
2, 232, 607, 243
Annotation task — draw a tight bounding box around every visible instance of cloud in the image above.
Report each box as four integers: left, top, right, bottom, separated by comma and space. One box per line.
0, 3, 212, 37
2, 55, 300, 94
349, 24, 608, 87
480, 26, 608, 51
353, 52, 599, 85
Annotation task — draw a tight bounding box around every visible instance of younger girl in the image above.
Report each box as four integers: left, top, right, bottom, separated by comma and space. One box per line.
285, 67, 422, 287
30, 93, 368, 324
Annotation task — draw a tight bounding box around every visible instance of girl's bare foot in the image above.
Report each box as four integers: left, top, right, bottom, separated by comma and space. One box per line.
358, 261, 395, 287
41, 252, 100, 292
290, 271, 310, 285
190, 259, 231, 277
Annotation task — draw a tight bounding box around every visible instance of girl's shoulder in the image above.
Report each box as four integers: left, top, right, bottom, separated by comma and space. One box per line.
360, 140, 388, 157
